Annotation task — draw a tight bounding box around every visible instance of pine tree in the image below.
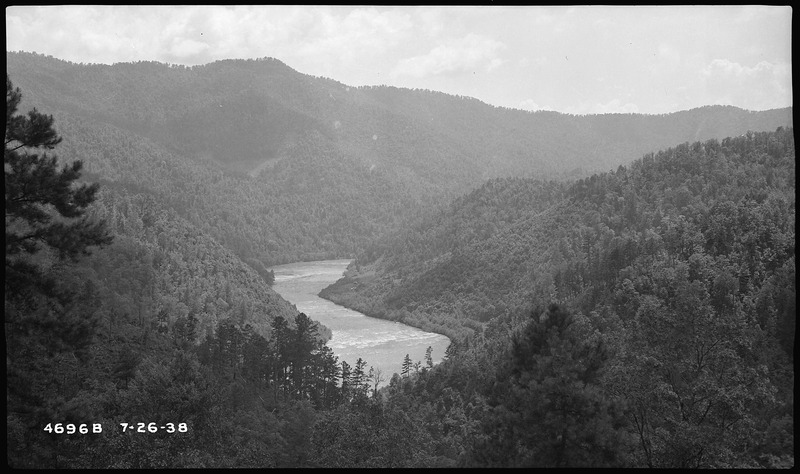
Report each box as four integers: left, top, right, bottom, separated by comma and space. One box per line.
291, 313, 319, 398
444, 342, 457, 361
5, 74, 112, 303
340, 360, 352, 401
270, 315, 291, 396
351, 357, 368, 398
401, 353, 412, 377
425, 345, 434, 369
5, 74, 112, 353
491, 304, 627, 467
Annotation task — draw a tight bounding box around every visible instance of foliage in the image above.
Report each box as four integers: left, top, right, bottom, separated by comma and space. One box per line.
7, 51, 792, 267
324, 127, 795, 467
4, 53, 794, 468
6, 75, 113, 467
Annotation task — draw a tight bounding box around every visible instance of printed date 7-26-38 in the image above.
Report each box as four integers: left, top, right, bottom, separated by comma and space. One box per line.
120, 422, 188, 433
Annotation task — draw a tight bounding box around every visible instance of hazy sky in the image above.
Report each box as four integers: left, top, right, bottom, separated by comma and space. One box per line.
6, 5, 793, 115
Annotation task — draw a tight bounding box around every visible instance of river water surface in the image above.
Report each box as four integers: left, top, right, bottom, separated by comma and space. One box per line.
270, 259, 451, 383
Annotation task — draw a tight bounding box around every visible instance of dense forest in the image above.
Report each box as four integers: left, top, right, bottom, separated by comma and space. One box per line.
324, 130, 795, 343
5, 50, 795, 468
7, 51, 792, 269
323, 127, 795, 467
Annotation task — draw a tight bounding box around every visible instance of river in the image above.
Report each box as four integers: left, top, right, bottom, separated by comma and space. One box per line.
270, 259, 451, 384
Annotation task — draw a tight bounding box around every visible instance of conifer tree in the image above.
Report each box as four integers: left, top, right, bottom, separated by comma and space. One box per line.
425, 346, 434, 369
5, 74, 113, 351
340, 360, 352, 400
401, 354, 412, 377
5, 74, 112, 302
351, 357, 368, 398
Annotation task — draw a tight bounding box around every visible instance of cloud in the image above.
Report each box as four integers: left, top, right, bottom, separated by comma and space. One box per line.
169, 38, 210, 59
700, 58, 792, 110
294, 8, 413, 64
702, 58, 786, 80
417, 8, 445, 38
657, 43, 681, 65
391, 33, 506, 78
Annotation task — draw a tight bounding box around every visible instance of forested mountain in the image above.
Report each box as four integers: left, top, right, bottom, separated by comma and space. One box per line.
324, 129, 795, 344
5, 48, 795, 468
5, 73, 349, 468
322, 127, 795, 467
6, 51, 793, 267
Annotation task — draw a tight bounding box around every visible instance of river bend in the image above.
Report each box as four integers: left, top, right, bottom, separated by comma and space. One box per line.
270, 259, 451, 383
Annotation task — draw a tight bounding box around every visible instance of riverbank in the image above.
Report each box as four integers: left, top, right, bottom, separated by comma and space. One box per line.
270, 260, 451, 381
319, 271, 470, 344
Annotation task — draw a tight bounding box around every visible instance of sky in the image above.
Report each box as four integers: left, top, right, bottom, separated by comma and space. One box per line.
5, 5, 793, 115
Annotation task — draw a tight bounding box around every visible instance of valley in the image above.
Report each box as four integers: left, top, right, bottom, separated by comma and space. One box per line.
5, 51, 794, 468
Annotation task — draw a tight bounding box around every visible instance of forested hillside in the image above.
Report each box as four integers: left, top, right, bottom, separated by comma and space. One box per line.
5, 74, 330, 467
5, 48, 794, 468
321, 127, 795, 467
7, 51, 793, 267
325, 129, 795, 345
321, 177, 570, 340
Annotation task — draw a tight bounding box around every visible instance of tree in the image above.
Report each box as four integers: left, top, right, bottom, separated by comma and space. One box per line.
340, 361, 352, 400
425, 346, 434, 369
291, 313, 319, 398
605, 256, 778, 468
270, 315, 291, 396
401, 354, 412, 378
368, 366, 385, 397
350, 358, 368, 399
112, 344, 141, 389
444, 342, 457, 361
5, 74, 112, 355
312, 342, 340, 408
5, 74, 112, 302
471, 304, 629, 467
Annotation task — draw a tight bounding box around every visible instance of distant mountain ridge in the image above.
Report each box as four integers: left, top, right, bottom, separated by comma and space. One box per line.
6, 51, 793, 266
8, 51, 792, 177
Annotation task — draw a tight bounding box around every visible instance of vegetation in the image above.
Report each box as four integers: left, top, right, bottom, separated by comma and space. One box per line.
326, 127, 795, 467
6, 74, 114, 466
7, 51, 792, 268
4, 52, 794, 468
